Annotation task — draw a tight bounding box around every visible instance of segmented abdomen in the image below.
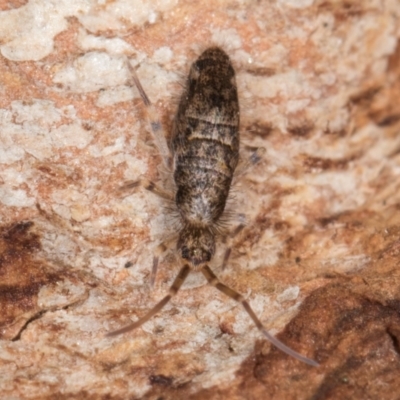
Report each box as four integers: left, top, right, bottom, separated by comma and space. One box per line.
172, 47, 240, 226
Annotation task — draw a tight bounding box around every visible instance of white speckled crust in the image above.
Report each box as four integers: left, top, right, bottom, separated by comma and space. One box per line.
1, 0, 400, 398
0, 0, 91, 61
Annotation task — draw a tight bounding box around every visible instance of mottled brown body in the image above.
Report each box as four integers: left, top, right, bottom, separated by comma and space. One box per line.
173, 47, 240, 268
108, 48, 318, 367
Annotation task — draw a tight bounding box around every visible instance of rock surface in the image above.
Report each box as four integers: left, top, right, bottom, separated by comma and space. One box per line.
1, 0, 400, 399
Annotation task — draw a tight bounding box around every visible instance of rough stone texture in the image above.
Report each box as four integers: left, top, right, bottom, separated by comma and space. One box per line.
1, 0, 400, 399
